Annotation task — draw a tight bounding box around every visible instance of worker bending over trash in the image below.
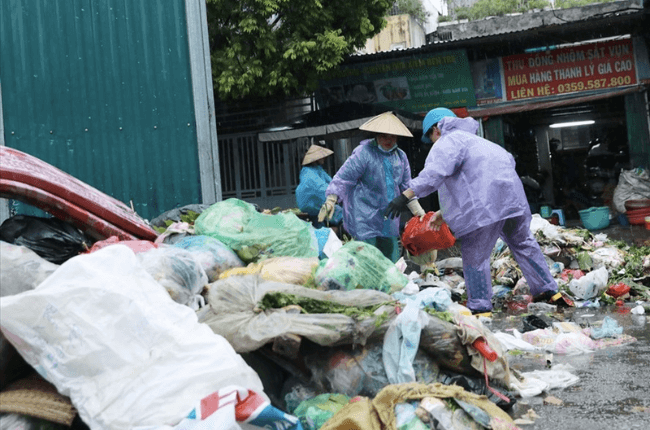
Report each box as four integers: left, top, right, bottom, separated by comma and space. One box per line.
318, 112, 425, 262
296, 143, 343, 229
385, 107, 568, 313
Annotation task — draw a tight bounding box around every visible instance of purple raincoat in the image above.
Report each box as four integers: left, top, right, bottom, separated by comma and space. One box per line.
410, 116, 529, 238
326, 139, 412, 240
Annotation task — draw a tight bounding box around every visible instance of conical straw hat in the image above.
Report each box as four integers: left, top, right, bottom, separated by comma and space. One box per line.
302, 144, 334, 165
359, 111, 413, 137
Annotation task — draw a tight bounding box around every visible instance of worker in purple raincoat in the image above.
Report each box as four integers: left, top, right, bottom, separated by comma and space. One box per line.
318, 112, 425, 262
385, 108, 568, 313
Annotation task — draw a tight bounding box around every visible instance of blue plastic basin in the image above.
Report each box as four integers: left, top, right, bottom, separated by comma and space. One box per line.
579, 206, 610, 230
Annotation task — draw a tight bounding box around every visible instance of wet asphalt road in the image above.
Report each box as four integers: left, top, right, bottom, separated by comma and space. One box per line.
494, 305, 650, 429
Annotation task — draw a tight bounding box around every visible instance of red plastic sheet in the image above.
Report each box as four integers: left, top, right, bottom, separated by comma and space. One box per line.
401, 211, 456, 256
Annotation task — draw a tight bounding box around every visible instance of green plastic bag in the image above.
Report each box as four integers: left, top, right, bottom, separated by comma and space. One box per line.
194, 199, 318, 263
314, 241, 408, 293
293, 393, 350, 430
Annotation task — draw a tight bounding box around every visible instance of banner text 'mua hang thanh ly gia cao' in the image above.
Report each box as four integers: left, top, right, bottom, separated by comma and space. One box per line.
317, 50, 476, 113
502, 38, 637, 101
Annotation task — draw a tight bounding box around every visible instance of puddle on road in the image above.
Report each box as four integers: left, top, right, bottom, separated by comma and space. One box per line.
486, 306, 650, 429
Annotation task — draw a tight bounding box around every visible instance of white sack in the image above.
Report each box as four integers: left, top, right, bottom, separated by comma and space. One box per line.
0, 241, 58, 297
0, 245, 264, 430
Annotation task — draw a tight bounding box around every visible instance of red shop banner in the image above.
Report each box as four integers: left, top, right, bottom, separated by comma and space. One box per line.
502, 38, 637, 101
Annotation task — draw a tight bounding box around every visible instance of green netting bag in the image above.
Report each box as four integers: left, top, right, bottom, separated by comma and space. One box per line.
314, 241, 408, 293
194, 199, 318, 263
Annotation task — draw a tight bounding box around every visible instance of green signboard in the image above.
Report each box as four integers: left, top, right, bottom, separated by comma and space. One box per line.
318, 50, 476, 113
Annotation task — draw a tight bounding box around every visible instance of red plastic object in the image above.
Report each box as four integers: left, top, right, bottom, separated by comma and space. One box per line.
607, 282, 631, 298
88, 236, 159, 254
1, 146, 157, 241
472, 338, 498, 362
506, 294, 532, 313
401, 211, 456, 255
1, 179, 139, 241
560, 269, 584, 281
627, 207, 650, 225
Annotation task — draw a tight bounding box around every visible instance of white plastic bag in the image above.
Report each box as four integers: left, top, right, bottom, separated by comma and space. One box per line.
521, 367, 579, 390
568, 266, 608, 300
137, 246, 209, 307
0, 241, 58, 297
0, 245, 265, 430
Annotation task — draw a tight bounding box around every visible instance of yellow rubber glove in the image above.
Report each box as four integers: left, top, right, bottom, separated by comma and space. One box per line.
406, 199, 426, 220
318, 194, 338, 222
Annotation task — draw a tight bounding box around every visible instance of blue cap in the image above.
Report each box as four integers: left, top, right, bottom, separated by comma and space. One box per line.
421, 108, 456, 143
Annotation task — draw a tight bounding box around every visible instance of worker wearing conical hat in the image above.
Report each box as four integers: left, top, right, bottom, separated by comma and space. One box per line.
384, 107, 566, 314
296, 144, 343, 227
318, 112, 425, 262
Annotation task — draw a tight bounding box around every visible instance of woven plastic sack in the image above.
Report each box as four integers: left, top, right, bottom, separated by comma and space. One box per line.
194, 199, 318, 263
173, 235, 244, 282
401, 212, 456, 255
199, 275, 396, 352
0, 245, 265, 430
314, 241, 408, 293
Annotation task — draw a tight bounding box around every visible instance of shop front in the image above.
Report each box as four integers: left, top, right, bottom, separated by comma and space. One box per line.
468, 36, 650, 221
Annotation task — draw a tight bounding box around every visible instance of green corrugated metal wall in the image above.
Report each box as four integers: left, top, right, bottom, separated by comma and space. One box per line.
1, 0, 202, 220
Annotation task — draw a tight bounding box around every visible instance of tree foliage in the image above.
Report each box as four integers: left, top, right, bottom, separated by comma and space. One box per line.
454, 0, 550, 21
395, 0, 431, 25
206, 0, 393, 101
446, 0, 619, 22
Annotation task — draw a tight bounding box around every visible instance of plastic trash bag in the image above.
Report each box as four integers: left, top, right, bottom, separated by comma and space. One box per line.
292, 394, 349, 430
520, 367, 579, 391
418, 314, 476, 376
137, 246, 209, 308
383, 302, 428, 384
194, 199, 318, 263
314, 241, 408, 293
304, 342, 439, 398
589, 246, 626, 271
0, 241, 58, 298
0, 245, 265, 430
521, 329, 597, 355
436, 371, 517, 411
0, 242, 58, 391
155, 386, 303, 430
220, 257, 319, 286
613, 167, 650, 214
199, 275, 396, 353
402, 212, 456, 255
0, 215, 92, 264
173, 235, 244, 282
568, 266, 608, 300
88, 235, 158, 254
395, 402, 429, 430
416, 397, 483, 430
590, 316, 624, 339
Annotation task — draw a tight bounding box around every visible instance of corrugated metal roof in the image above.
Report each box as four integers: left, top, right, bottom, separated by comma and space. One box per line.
345, 0, 645, 63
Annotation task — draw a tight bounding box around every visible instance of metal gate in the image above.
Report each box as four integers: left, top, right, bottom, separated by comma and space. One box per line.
218, 134, 312, 209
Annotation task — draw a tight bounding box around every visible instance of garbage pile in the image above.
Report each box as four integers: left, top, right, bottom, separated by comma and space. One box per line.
1, 198, 649, 430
